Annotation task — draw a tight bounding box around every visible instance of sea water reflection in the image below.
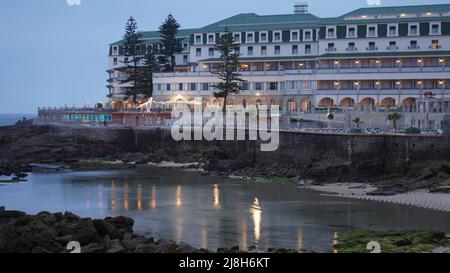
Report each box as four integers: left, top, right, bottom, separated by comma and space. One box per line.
1, 168, 450, 252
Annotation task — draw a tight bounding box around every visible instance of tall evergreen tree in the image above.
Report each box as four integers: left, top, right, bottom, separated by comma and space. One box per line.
212, 29, 244, 112
120, 16, 144, 104
141, 45, 160, 98
158, 14, 183, 72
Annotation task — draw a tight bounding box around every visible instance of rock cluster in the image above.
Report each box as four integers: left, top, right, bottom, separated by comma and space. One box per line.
0, 209, 208, 253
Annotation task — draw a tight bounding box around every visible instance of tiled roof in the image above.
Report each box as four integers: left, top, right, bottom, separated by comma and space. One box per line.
110, 28, 198, 46
197, 13, 320, 32
342, 4, 450, 17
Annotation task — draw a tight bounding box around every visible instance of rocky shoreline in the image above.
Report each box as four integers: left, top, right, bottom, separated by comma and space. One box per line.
1, 121, 450, 195
0, 206, 211, 253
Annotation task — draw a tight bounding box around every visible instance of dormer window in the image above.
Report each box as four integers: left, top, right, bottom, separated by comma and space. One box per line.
291, 30, 299, 41
195, 34, 202, 44
367, 26, 377, 37
112, 46, 118, 55
246, 32, 254, 43
431, 23, 441, 35
327, 27, 336, 38
409, 24, 418, 36
233, 33, 241, 43
303, 30, 312, 41
260, 32, 268, 42
347, 26, 356, 38
273, 31, 281, 42
388, 25, 398, 36
207, 34, 215, 44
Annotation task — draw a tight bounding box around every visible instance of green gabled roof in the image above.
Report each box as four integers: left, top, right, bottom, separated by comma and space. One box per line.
319, 50, 450, 59
110, 28, 198, 46
342, 4, 450, 17
197, 13, 320, 32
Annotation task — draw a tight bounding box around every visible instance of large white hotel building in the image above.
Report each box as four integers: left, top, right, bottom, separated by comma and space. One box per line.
107, 3, 450, 115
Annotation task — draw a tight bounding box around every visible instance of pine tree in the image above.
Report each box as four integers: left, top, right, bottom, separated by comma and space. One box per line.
158, 14, 183, 72
212, 29, 244, 112
120, 16, 144, 104
141, 45, 160, 98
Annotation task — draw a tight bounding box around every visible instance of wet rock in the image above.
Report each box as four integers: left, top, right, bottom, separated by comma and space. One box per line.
106, 240, 126, 254
59, 218, 100, 246
93, 219, 120, 240
105, 216, 134, 238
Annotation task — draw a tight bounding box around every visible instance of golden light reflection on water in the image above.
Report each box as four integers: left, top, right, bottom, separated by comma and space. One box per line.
123, 180, 129, 211
241, 219, 248, 251
251, 198, 262, 243
110, 180, 116, 212
176, 185, 182, 207
213, 184, 221, 209
297, 228, 304, 253
151, 185, 157, 209
97, 184, 103, 209
137, 184, 143, 211
333, 232, 339, 254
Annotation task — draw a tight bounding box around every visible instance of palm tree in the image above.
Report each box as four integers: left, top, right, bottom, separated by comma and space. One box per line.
352, 117, 364, 129
387, 112, 402, 132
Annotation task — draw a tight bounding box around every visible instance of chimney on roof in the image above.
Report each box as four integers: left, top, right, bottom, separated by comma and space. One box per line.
294, 2, 308, 14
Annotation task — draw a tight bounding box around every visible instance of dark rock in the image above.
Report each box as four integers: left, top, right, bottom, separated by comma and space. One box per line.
59, 218, 100, 246
81, 242, 109, 254
93, 219, 120, 240
394, 239, 412, 247
106, 240, 126, 254
0, 210, 26, 219
105, 216, 134, 236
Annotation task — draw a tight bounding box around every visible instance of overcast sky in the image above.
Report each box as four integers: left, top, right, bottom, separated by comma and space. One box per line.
0, 0, 448, 113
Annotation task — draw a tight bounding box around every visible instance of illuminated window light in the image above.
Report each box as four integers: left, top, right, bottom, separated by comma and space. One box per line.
355, 60, 360, 64
334, 61, 340, 65
396, 81, 401, 85
396, 60, 402, 64
417, 81, 423, 85
417, 59, 423, 63
439, 59, 445, 63
375, 81, 380, 85
438, 81, 444, 85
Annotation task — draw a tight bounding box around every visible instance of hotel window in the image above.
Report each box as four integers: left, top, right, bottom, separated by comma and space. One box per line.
124, 57, 129, 64
268, 82, 278, 91
195, 34, 202, 44
183, 43, 189, 52
388, 25, 397, 36
233, 33, 241, 43
234, 47, 240, 55
388, 41, 397, 50
431, 40, 441, 49
260, 32, 268, 42
347, 42, 356, 51
274, 45, 281, 55
183, 55, 188, 64
166, 84, 171, 91
368, 41, 377, 51
327, 43, 335, 52
327, 27, 336, 38
409, 24, 418, 36
305, 44, 311, 54
208, 48, 215, 57
255, 82, 263, 90
303, 30, 312, 41
431, 23, 441, 35
202, 83, 209, 91
347, 27, 356, 38
242, 82, 249, 91
291, 30, 299, 41
367, 26, 377, 37
178, 83, 184, 91
113, 46, 118, 55
207, 34, 215, 44
190, 83, 197, 91
261, 46, 267, 55
196, 48, 202, 57
292, 45, 298, 55
246, 32, 254, 43
113, 58, 118, 66
409, 40, 418, 49
273, 31, 281, 42
247, 46, 254, 56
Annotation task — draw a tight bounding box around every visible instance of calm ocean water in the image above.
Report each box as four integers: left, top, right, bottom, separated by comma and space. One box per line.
0, 114, 36, 126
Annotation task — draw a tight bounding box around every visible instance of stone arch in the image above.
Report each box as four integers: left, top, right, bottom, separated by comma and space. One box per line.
360, 97, 376, 107
287, 99, 297, 112
402, 97, 416, 106
340, 97, 356, 107
380, 97, 396, 107
318, 97, 335, 107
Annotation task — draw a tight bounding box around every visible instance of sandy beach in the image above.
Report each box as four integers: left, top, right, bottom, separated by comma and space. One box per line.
306, 183, 450, 213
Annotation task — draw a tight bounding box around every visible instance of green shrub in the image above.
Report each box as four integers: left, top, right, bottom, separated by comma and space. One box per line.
405, 127, 421, 134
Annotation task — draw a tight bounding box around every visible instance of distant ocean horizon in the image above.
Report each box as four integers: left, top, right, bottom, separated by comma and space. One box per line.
0, 113, 37, 126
